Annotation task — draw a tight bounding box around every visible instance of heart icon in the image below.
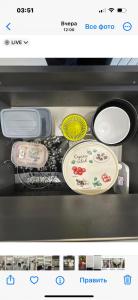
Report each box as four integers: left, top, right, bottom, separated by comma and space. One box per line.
30, 276, 39, 284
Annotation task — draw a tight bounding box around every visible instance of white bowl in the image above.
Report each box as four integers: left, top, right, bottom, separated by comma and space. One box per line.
94, 107, 130, 144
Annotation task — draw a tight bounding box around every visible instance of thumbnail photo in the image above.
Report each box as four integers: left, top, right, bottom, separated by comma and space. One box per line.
102, 259, 110, 269
110, 258, 125, 269
0, 256, 5, 270
13, 256, 29, 270
79, 256, 101, 270
79, 256, 125, 270
0, 256, 60, 271
63, 256, 75, 270
29, 256, 60, 271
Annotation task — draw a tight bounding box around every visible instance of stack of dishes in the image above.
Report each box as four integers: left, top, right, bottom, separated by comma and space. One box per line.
91, 99, 138, 145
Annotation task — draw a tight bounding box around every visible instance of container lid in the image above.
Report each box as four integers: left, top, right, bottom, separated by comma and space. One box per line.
63, 140, 119, 195
11, 141, 48, 169
61, 114, 88, 141
1, 108, 42, 138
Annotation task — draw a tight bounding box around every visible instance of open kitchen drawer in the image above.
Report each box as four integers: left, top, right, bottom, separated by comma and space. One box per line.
0, 65, 138, 241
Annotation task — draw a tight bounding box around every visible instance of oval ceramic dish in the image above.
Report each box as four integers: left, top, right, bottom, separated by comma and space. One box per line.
62, 140, 120, 195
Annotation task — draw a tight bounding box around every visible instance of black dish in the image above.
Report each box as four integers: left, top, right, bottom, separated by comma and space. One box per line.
91, 99, 138, 146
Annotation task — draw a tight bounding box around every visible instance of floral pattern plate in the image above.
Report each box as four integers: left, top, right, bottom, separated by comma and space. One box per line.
62, 140, 119, 195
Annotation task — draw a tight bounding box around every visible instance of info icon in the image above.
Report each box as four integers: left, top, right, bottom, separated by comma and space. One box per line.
56, 276, 65, 285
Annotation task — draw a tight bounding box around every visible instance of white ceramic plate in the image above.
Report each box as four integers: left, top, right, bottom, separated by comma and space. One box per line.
94, 107, 130, 144
63, 140, 119, 195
